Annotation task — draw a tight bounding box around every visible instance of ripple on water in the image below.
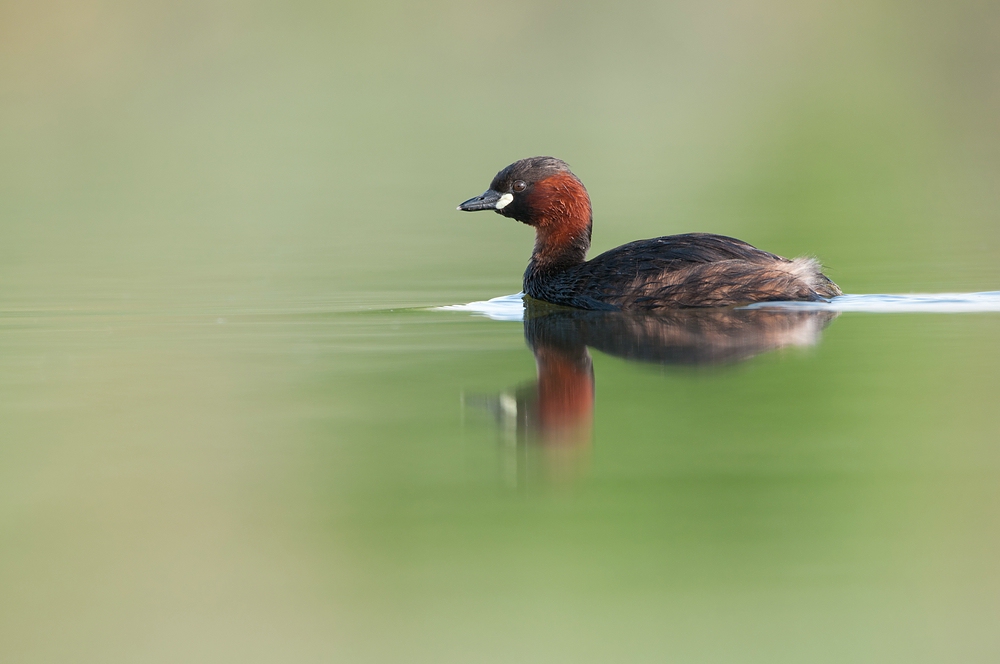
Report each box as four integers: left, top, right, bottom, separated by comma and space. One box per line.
435, 291, 1000, 321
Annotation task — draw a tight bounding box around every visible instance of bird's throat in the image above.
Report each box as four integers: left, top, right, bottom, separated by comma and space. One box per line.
527, 173, 593, 272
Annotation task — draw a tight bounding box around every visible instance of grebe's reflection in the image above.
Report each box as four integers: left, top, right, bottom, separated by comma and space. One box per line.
471, 299, 838, 483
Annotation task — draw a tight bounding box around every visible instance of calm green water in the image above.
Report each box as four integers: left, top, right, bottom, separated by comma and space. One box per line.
3, 1, 1000, 662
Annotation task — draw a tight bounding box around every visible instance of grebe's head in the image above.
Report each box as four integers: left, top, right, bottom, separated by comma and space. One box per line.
457, 157, 591, 227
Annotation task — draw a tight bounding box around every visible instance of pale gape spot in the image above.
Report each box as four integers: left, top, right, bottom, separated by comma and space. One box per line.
495, 193, 514, 210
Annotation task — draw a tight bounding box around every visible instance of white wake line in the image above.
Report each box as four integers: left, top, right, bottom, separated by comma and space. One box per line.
747, 292, 1000, 313
434, 294, 527, 321
434, 292, 1000, 321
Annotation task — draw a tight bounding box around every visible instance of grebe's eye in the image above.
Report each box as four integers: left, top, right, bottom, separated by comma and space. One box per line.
512, 180, 527, 193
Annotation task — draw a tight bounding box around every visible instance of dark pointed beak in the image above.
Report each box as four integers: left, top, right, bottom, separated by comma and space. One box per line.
457, 189, 502, 212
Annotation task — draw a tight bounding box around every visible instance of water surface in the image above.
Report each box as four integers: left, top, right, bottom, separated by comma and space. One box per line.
3, 292, 999, 663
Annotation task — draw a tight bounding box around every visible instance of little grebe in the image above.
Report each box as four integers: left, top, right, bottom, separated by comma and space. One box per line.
458, 156, 842, 309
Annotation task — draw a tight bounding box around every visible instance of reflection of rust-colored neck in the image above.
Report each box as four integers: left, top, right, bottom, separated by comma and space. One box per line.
534, 345, 594, 446
528, 173, 593, 271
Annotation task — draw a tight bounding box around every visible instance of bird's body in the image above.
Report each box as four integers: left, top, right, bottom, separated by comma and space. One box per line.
458, 157, 841, 310
525, 232, 840, 310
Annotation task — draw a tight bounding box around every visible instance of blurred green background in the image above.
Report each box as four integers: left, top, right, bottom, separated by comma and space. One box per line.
1, 1, 999, 662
